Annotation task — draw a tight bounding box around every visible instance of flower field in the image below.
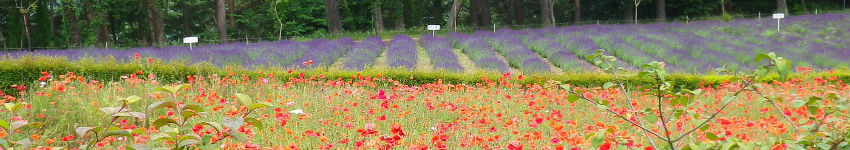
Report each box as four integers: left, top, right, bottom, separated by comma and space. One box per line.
2, 13, 848, 74
0, 13, 849, 150
1, 66, 848, 149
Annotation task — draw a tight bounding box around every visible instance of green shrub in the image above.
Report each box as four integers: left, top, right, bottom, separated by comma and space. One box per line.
1, 55, 848, 96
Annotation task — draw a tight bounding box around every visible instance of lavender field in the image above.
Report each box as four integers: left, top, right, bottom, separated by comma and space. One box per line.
2, 13, 849, 74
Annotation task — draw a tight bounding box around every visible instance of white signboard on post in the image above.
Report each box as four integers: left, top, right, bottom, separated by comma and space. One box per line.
183, 37, 198, 50
772, 13, 785, 32
427, 25, 440, 36
427, 25, 441, 30
772, 13, 784, 19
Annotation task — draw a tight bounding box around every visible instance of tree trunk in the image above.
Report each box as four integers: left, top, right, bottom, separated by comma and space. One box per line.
469, 0, 480, 27
273, 2, 283, 40
505, 0, 515, 26
0, 27, 6, 50
430, 0, 441, 24
480, 0, 491, 28
182, 0, 191, 36
776, 0, 788, 14
64, 0, 81, 47
574, 0, 581, 23
624, 4, 633, 22
215, 0, 228, 43
325, 0, 342, 33
447, 0, 462, 32
97, 11, 111, 46
394, 4, 405, 29
228, 0, 235, 27
22, 9, 32, 50
50, 0, 56, 38
372, 0, 384, 35
656, 0, 665, 21
540, 0, 553, 26
512, 0, 522, 24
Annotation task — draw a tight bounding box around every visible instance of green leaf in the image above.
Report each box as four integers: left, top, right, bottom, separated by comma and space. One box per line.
149, 133, 173, 142
121, 95, 142, 105
129, 145, 152, 150
721, 142, 738, 150
103, 130, 133, 140
0, 139, 8, 149
706, 132, 719, 140
792, 99, 807, 108
699, 124, 710, 131
152, 118, 178, 128
755, 67, 768, 79
235, 93, 253, 106
181, 110, 201, 121
148, 101, 176, 112
178, 139, 201, 148
754, 53, 773, 63
646, 113, 658, 123
228, 131, 249, 142
100, 107, 127, 114
76, 127, 99, 137
198, 122, 224, 132
0, 119, 8, 130
181, 104, 205, 113
201, 134, 214, 144
721, 96, 736, 104
248, 103, 272, 111
114, 112, 146, 120
567, 95, 579, 103
244, 117, 263, 130
223, 117, 245, 130
559, 85, 571, 91
15, 139, 32, 148
3, 103, 25, 113
10, 121, 42, 131
775, 57, 791, 81
602, 82, 615, 89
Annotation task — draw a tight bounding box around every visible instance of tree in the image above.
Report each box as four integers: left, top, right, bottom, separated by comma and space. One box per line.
574, 0, 581, 23
447, 0, 462, 32
272, 0, 289, 40
776, 0, 788, 14
540, 0, 555, 26
325, 0, 342, 33
215, 0, 227, 43
372, 0, 384, 35
633, 0, 642, 23
15, 0, 37, 50
656, 0, 666, 21
62, 0, 81, 47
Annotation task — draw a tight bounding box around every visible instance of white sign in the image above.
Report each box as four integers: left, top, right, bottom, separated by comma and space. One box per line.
427, 25, 441, 31
772, 13, 785, 19
183, 37, 199, 44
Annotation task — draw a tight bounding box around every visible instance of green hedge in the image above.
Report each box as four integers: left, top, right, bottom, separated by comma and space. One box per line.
2, 56, 849, 95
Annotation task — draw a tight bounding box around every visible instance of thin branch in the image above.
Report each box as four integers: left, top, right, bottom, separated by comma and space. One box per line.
741, 79, 801, 134
605, 61, 660, 149
568, 90, 670, 141
656, 79, 675, 149
671, 81, 749, 142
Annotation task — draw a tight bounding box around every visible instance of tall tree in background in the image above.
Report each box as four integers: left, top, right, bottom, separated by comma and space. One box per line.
574, 0, 581, 23
633, 0, 642, 23
540, 0, 555, 26
15, 0, 35, 50
447, 0, 462, 32
215, 0, 227, 43
372, 0, 384, 34
145, 0, 165, 47
776, 0, 788, 14
325, 0, 342, 33
393, 0, 405, 29
656, 0, 666, 21
228, 0, 235, 27
430, 0, 442, 25
63, 0, 81, 47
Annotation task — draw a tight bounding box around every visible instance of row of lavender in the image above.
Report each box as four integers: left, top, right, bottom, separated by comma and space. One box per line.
0, 38, 355, 69
444, 12, 849, 73
419, 35, 464, 72
447, 32, 510, 73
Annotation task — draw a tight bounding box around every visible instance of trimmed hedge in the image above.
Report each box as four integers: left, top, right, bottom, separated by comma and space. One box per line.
2, 55, 849, 95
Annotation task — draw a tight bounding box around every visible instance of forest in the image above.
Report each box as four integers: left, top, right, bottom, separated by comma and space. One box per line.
0, 0, 846, 50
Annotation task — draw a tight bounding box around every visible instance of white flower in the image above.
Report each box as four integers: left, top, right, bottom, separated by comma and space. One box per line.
39, 82, 46, 87
289, 109, 305, 115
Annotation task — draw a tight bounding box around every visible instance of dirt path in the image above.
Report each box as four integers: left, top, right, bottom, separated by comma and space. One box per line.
373, 49, 389, 69
536, 55, 565, 75
415, 45, 434, 72
453, 49, 477, 74
492, 52, 522, 74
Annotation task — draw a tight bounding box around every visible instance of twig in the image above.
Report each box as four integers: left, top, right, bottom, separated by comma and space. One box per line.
656, 79, 675, 150
606, 61, 660, 150
568, 90, 669, 141
740, 79, 801, 134
672, 76, 753, 142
